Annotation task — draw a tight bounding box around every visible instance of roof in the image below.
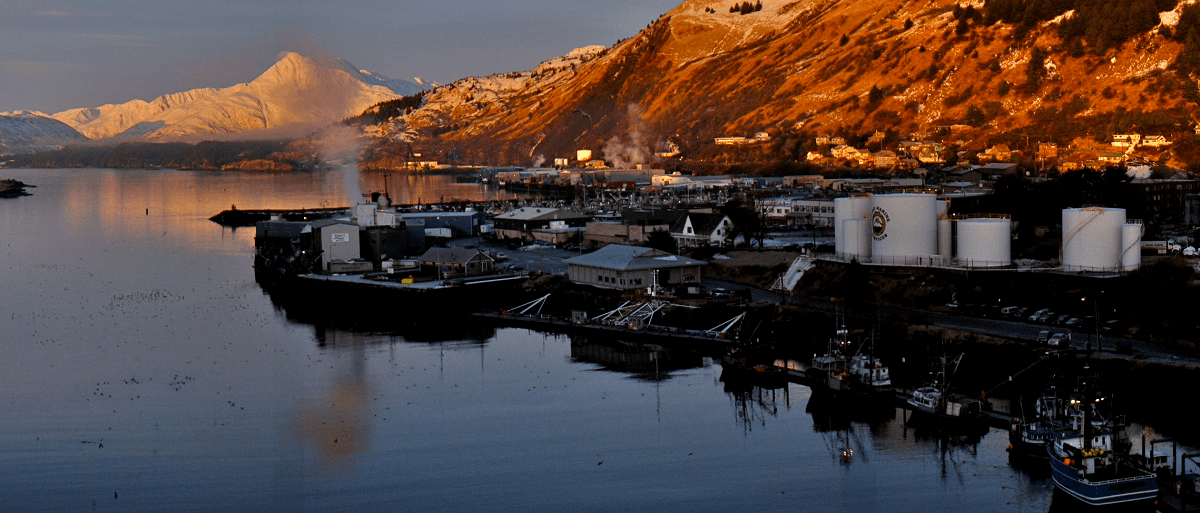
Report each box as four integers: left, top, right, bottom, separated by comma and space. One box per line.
418, 248, 492, 264
982, 162, 1019, 170
494, 207, 589, 222
256, 220, 310, 239
397, 211, 481, 219
563, 244, 706, 271
310, 218, 356, 229
671, 213, 730, 236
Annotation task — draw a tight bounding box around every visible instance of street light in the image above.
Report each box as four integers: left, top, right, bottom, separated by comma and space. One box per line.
1081, 292, 1103, 354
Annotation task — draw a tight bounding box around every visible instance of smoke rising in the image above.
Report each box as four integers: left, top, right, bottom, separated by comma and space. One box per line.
531, 154, 546, 167
603, 104, 653, 169
1126, 165, 1152, 180
314, 124, 365, 205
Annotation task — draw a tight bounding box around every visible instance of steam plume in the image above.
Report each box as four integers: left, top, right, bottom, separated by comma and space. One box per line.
315, 124, 365, 205
603, 103, 652, 169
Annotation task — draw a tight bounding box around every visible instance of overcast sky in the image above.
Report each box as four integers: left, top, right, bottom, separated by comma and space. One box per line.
0, 0, 681, 114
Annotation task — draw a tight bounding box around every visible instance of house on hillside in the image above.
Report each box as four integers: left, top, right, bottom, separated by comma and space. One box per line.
874, 150, 898, 168
1112, 134, 1141, 148
564, 244, 705, 291
1038, 143, 1059, 159
670, 212, 736, 248
1142, 135, 1170, 147
981, 144, 1013, 162
917, 149, 944, 164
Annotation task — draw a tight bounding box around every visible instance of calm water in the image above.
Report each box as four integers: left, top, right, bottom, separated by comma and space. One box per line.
0, 168, 1156, 512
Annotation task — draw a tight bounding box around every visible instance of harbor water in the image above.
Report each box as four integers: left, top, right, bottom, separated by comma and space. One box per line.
0, 168, 1174, 511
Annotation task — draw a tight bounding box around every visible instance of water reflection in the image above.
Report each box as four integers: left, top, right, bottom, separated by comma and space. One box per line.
568, 335, 704, 382
293, 329, 375, 469
721, 381, 797, 434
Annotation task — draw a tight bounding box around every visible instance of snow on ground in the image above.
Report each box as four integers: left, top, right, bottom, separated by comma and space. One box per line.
1161, 0, 1196, 26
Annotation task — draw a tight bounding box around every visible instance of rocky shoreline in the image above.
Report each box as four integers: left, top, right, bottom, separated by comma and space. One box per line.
0, 179, 34, 198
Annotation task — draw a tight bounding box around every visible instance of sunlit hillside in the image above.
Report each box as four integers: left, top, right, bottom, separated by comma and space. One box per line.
361, 0, 1200, 169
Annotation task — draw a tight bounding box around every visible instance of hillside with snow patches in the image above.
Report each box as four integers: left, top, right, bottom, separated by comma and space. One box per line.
48, 52, 427, 142
0, 111, 87, 155
358, 0, 1200, 168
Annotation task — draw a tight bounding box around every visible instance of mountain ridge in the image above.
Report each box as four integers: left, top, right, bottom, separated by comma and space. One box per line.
358, 0, 1200, 169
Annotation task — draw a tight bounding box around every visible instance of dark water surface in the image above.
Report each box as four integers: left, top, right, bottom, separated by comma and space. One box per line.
0, 168, 1152, 511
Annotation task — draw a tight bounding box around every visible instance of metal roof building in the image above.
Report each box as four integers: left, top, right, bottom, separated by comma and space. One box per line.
564, 244, 705, 291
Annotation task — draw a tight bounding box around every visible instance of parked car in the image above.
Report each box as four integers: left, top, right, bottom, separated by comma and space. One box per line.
1053, 315, 1069, 325
1001, 306, 1020, 316
1036, 330, 1051, 343
1028, 309, 1051, 322
1064, 317, 1081, 327
1047, 332, 1071, 347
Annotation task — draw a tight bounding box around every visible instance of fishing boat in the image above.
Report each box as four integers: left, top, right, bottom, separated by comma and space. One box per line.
1008, 393, 1067, 461
809, 325, 892, 401
905, 352, 986, 429
1046, 393, 1158, 506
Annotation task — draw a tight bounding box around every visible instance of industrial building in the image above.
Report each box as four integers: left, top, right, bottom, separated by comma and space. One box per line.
397, 211, 486, 237
493, 207, 590, 242
564, 244, 705, 291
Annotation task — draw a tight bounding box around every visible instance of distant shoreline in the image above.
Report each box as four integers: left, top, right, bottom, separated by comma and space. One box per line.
0, 179, 34, 197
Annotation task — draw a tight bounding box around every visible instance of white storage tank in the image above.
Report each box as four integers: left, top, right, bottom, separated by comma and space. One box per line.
1122, 220, 1143, 271
842, 217, 872, 263
1062, 207, 1125, 271
938, 218, 953, 260
871, 194, 937, 263
956, 216, 1012, 267
834, 196, 873, 259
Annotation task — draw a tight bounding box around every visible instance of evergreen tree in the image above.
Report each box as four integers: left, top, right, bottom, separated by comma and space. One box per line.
868, 85, 884, 105
904, 18, 914, 30
839, 34, 850, 46
1177, 28, 1200, 75
1069, 39, 1085, 58
956, 16, 971, 36
1026, 46, 1046, 87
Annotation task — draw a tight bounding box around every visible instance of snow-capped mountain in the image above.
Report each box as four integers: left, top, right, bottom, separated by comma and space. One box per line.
0, 111, 87, 155
51, 52, 428, 141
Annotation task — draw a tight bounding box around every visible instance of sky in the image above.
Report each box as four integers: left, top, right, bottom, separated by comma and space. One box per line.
0, 0, 682, 114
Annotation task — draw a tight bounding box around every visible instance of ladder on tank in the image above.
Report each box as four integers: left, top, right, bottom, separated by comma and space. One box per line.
1059, 207, 1104, 265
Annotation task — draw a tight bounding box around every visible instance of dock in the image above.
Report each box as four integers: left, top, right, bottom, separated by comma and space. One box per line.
210, 207, 349, 226
471, 312, 738, 351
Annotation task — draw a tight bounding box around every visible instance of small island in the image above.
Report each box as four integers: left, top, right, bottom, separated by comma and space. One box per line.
0, 179, 35, 198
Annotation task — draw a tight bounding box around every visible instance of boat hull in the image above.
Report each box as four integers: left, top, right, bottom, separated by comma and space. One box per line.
1048, 450, 1159, 506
